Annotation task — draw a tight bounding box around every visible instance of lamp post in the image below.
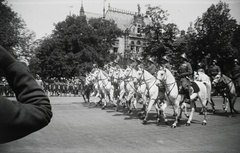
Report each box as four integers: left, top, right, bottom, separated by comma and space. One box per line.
69, 6, 73, 16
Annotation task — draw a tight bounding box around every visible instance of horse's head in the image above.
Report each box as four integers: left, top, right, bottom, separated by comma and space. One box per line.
193, 71, 200, 81
124, 67, 133, 78
108, 67, 115, 78
157, 67, 167, 81
133, 69, 144, 83
91, 69, 100, 81
111, 68, 119, 82
212, 73, 222, 86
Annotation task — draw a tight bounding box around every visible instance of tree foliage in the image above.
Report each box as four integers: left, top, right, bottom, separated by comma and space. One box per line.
0, 0, 35, 58
33, 15, 123, 79
193, 1, 238, 73
142, 5, 179, 63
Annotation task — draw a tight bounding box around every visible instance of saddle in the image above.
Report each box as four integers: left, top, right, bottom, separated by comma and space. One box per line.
177, 80, 200, 95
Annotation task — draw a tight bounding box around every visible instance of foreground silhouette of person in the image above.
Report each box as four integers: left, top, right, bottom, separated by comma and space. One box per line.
0, 45, 52, 143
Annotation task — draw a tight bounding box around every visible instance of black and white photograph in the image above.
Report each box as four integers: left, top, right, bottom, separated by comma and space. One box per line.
1, 0, 240, 152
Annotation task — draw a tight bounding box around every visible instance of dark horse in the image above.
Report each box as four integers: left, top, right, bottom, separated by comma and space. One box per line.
212, 74, 239, 117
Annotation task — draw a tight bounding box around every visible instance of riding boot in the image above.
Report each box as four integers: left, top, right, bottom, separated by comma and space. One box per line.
184, 89, 191, 104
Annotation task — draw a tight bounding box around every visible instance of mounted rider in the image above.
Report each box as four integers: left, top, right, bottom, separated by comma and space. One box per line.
177, 53, 193, 102
231, 59, 240, 94
197, 62, 205, 73
146, 57, 157, 76
209, 59, 221, 79
111, 59, 120, 98
161, 55, 172, 71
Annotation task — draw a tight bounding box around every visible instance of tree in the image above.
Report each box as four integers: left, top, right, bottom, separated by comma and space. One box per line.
0, 0, 36, 66
142, 5, 179, 62
193, 1, 238, 73
33, 15, 123, 79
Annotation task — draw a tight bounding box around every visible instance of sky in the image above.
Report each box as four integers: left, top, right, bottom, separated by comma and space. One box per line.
6, 0, 240, 40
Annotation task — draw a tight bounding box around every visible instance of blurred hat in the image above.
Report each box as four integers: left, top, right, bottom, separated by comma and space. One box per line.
129, 57, 136, 62
213, 59, 217, 63
234, 59, 239, 63
198, 63, 202, 67
136, 57, 142, 63
162, 55, 169, 62
180, 53, 187, 60
147, 57, 154, 63
113, 59, 118, 64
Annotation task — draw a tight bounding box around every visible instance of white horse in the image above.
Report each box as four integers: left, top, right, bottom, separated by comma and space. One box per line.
212, 73, 239, 116
121, 67, 144, 113
164, 71, 209, 126
193, 71, 216, 113
111, 68, 128, 111
156, 68, 185, 128
90, 68, 115, 109
133, 68, 160, 124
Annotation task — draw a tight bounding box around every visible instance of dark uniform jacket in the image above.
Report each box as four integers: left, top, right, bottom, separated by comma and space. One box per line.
232, 65, 240, 80
209, 65, 221, 77
178, 62, 193, 79
146, 63, 157, 75
0, 62, 52, 143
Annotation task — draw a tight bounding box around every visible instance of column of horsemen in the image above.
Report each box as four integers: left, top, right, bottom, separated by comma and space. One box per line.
82, 53, 240, 126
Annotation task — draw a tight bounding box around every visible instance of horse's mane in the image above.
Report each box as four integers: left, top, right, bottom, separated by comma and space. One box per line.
221, 74, 231, 82
159, 67, 175, 81
100, 69, 108, 77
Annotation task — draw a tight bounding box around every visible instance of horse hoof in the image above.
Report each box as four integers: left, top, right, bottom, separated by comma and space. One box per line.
171, 125, 176, 128
186, 123, 191, 126
142, 120, 147, 125
202, 122, 207, 125
234, 110, 239, 114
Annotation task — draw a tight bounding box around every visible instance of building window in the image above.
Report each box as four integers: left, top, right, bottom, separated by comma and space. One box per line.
136, 40, 141, 46
113, 47, 118, 53
130, 41, 135, 51
137, 25, 141, 33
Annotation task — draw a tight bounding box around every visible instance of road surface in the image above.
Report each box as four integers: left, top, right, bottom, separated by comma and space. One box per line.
1, 96, 240, 153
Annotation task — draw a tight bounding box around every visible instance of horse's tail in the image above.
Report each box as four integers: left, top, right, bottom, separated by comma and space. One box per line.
202, 81, 211, 102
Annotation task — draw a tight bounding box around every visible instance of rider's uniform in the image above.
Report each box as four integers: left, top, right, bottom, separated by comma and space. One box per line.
231, 63, 240, 92
209, 65, 221, 78
178, 61, 193, 99
146, 63, 157, 76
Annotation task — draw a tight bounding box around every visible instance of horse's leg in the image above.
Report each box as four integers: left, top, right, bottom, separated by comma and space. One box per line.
228, 96, 234, 117
224, 97, 229, 113
153, 100, 161, 123
161, 102, 168, 124
232, 95, 239, 114
109, 87, 116, 107
186, 93, 198, 126
101, 91, 108, 109
142, 98, 155, 124
115, 90, 124, 111
200, 98, 208, 125
210, 98, 216, 113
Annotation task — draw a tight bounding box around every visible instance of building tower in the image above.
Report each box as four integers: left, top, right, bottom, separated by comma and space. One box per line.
80, 0, 85, 16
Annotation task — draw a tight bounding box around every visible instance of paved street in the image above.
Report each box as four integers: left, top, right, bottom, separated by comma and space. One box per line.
1, 96, 240, 153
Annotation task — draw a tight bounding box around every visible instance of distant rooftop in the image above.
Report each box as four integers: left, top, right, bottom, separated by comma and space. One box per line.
85, 11, 102, 19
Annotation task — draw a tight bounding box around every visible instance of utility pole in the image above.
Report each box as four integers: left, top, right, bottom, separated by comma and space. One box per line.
69, 6, 73, 16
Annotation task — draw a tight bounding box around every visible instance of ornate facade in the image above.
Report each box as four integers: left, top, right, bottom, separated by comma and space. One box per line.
80, 2, 150, 58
